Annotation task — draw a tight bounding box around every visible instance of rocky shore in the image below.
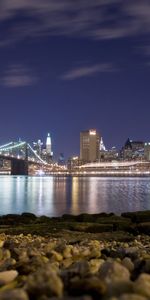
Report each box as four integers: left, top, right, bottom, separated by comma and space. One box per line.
0, 210, 150, 300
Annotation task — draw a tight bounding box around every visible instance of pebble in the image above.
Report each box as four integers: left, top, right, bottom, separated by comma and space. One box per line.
134, 273, 150, 298
122, 257, 134, 272
0, 231, 149, 299
0, 289, 29, 300
0, 270, 18, 285
99, 261, 130, 283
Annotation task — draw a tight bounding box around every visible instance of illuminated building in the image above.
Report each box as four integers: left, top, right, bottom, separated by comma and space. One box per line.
80, 129, 100, 162
144, 143, 150, 161
100, 137, 106, 151
58, 153, 65, 165
33, 139, 43, 156
45, 133, 53, 163
100, 146, 118, 161
46, 133, 52, 155
67, 156, 83, 170
121, 138, 144, 160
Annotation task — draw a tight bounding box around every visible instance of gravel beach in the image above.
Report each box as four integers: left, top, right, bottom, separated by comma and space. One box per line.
0, 211, 150, 300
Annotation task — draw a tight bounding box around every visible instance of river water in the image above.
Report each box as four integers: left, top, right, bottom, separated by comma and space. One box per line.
0, 175, 150, 217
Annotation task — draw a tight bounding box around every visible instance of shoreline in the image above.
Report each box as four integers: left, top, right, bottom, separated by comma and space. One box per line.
0, 210, 150, 237
0, 210, 150, 299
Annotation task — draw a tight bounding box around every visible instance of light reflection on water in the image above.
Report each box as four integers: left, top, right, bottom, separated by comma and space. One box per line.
0, 176, 150, 216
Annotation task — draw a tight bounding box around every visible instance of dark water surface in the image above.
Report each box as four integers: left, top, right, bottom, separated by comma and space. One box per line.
0, 176, 150, 216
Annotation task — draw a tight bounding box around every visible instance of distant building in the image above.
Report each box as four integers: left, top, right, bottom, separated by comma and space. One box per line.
144, 143, 150, 161
58, 153, 65, 165
80, 129, 100, 163
99, 137, 106, 151
33, 139, 43, 157
40, 133, 53, 163
121, 138, 144, 160
45, 133, 53, 162
67, 156, 83, 170
100, 146, 118, 161
46, 133, 52, 155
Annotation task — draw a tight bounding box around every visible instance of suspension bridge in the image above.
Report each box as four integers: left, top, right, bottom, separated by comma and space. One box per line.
0, 141, 47, 175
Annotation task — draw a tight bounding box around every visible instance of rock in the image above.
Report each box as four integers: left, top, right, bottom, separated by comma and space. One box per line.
117, 293, 148, 300
99, 261, 130, 283
88, 259, 104, 274
50, 250, 63, 262
0, 289, 29, 300
62, 214, 78, 222
0, 270, 18, 285
134, 273, 150, 298
122, 257, 134, 272
69, 261, 90, 277
86, 223, 113, 233
0, 240, 5, 248
137, 222, 150, 235
21, 213, 37, 220
106, 280, 134, 297
121, 211, 150, 223
76, 213, 96, 222
61, 258, 73, 268
25, 268, 63, 298
63, 246, 73, 258
69, 276, 106, 298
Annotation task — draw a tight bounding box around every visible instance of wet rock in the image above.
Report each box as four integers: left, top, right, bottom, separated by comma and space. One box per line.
86, 223, 113, 233
137, 222, 150, 235
21, 213, 37, 220
122, 211, 150, 224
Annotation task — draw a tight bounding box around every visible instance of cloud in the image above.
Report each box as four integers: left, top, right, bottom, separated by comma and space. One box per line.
0, 0, 150, 45
1, 65, 37, 87
61, 63, 115, 80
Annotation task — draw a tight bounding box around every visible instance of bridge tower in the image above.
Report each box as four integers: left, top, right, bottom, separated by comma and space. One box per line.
11, 143, 28, 175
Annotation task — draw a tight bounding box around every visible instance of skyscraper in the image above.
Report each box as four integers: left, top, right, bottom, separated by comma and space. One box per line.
33, 139, 43, 156
44, 133, 53, 163
46, 133, 52, 155
80, 129, 100, 162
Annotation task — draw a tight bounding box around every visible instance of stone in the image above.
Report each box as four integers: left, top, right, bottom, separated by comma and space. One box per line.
89, 259, 104, 274
122, 257, 134, 272
99, 261, 130, 283
0, 289, 29, 300
25, 268, 63, 298
106, 280, 134, 297
0, 270, 18, 285
134, 273, 150, 298
118, 293, 148, 300
69, 276, 106, 297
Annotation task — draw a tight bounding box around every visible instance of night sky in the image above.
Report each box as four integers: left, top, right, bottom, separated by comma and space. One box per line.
0, 0, 150, 159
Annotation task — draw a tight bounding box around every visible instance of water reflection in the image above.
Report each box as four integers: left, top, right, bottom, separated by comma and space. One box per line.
0, 176, 150, 216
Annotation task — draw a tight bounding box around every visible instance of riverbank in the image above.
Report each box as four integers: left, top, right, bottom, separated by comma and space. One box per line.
0, 211, 150, 299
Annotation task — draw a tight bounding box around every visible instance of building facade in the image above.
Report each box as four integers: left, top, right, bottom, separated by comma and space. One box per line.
121, 138, 144, 160
144, 143, 150, 161
80, 129, 100, 163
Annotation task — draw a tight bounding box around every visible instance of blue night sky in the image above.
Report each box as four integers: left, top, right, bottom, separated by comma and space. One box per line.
0, 0, 150, 159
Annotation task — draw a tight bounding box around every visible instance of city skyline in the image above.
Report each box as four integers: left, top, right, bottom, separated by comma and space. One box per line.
0, 1, 150, 158
0, 130, 148, 161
